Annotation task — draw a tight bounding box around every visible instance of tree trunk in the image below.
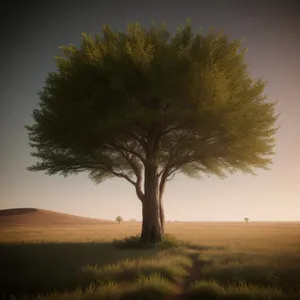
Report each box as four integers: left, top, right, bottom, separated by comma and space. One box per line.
159, 171, 168, 237
159, 194, 165, 236
140, 165, 164, 243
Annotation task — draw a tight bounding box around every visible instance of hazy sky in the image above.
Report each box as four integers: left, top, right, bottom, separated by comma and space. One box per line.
0, 0, 299, 221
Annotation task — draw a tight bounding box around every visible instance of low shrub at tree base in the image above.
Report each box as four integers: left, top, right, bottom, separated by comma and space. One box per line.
113, 234, 187, 250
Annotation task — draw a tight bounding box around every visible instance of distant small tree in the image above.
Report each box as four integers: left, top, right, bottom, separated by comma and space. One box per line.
129, 218, 136, 222
116, 216, 123, 224
244, 217, 249, 223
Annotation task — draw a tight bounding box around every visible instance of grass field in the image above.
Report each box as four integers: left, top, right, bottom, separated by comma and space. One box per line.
1, 220, 300, 299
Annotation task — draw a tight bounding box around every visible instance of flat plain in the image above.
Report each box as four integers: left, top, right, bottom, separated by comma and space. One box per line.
1, 209, 300, 300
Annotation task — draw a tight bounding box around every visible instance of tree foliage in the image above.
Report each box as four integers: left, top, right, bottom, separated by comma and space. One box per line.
116, 216, 123, 224
26, 20, 279, 206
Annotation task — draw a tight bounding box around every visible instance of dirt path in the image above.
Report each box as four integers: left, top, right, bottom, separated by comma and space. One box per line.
165, 251, 205, 300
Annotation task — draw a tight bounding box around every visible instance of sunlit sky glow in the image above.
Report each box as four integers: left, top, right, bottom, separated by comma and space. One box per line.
0, 0, 299, 221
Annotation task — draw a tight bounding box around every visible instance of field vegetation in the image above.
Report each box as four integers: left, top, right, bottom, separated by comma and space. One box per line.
1, 211, 299, 299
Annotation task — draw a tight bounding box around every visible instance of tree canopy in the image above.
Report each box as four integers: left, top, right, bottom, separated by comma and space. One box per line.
26, 20, 279, 242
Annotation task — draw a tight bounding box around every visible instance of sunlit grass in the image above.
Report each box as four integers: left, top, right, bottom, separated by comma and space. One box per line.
27, 281, 120, 300
81, 253, 191, 285
7, 275, 175, 300
120, 273, 175, 300
188, 280, 300, 300
197, 247, 300, 291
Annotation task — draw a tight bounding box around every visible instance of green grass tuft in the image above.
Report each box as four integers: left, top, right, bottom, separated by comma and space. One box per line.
119, 273, 175, 300
187, 280, 300, 300
112, 234, 187, 250
80, 253, 190, 285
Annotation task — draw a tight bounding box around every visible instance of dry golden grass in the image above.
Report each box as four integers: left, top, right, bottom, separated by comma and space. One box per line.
2, 220, 299, 246
0, 210, 300, 300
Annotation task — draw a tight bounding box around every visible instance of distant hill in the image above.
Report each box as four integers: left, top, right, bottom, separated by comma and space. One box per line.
0, 208, 112, 226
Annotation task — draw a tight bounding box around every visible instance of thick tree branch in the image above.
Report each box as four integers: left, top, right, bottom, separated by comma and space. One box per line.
114, 149, 141, 178
166, 168, 178, 181
107, 162, 145, 202
158, 167, 170, 197
106, 167, 137, 186
158, 165, 180, 197
87, 148, 145, 202
69, 161, 139, 186
114, 148, 145, 202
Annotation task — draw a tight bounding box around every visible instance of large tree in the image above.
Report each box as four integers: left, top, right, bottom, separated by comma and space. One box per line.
26, 21, 279, 243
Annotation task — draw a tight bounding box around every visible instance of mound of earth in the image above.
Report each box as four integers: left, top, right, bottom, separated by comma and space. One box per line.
0, 208, 112, 226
